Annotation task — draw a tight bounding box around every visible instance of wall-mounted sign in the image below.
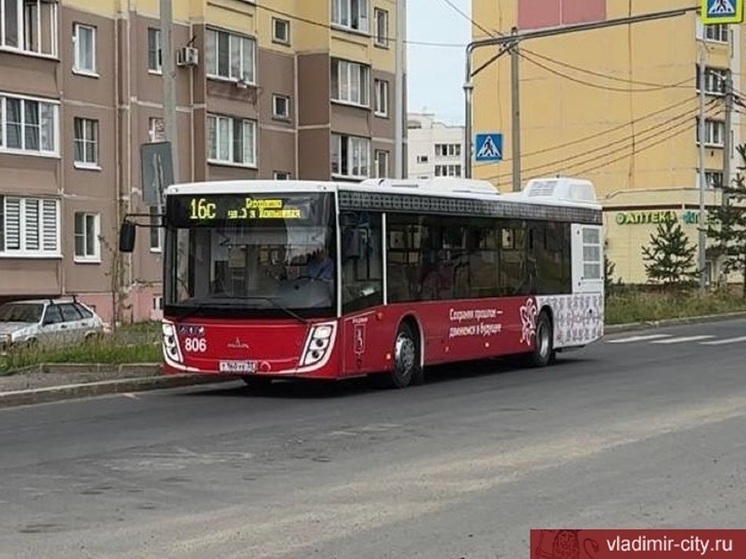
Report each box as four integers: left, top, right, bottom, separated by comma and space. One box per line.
614, 210, 713, 226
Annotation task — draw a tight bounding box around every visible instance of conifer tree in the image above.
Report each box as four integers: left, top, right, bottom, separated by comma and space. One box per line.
642, 218, 698, 288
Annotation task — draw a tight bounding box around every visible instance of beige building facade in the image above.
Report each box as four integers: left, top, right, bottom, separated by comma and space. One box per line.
0, 0, 404, 322
471, 0, 741, 283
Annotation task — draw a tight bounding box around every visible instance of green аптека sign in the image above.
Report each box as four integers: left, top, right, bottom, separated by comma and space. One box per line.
615, 210, 710, 225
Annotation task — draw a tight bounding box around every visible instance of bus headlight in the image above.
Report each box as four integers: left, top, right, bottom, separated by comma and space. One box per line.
162, 321, 183, 363
301, 322, 336, 367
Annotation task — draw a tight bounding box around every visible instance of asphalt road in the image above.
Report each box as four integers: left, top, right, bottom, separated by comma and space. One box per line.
1, 319, 745, 559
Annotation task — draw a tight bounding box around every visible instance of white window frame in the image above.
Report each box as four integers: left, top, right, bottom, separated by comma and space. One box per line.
374, 79, 388, 117
696, 65, 727, 95
0, 0, 59, 57
374, 8, 388, 47
73, 212, 100, 262
331, 133, 370, 179
149, 206, 162, 252
272, 94, 291, 120
331, 0, 369, 33
697, 21, 729, 43
73, 23, 97, 76
148, 27, 162, 73
416, 155, 429, 163
149, 117, 165, 143
434, 143, 462, 158
434, 164, 462, 177
205, 28, 256, 84
273, 171, 291, 180
696, 118, 725, 147
73, 117, 99, 169
207, 114, 257, 167
331, 59, 370, 107
0, 93, 59, 157
0, 195, 60, 258
374, 149, 389, 178
272, 17, 290, 44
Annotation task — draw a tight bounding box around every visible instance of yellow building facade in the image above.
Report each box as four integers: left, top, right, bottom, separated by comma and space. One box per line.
471, 0, 741, 284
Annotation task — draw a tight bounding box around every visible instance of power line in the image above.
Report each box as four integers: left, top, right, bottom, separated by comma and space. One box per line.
520, 47, 693, 90
485, 100, 720, 182
519, 50, 692, 93
438, 0, 496, 37
473, 94, 699, 166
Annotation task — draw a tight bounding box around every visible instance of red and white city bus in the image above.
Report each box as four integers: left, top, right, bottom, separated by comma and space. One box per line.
120, 176, 604, 388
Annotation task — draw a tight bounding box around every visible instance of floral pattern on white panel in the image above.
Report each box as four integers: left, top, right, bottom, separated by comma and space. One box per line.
536, 293, 604, 348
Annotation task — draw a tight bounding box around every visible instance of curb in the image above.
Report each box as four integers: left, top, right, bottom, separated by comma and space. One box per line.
0, 374, 240, 409
604, 311, 746, 334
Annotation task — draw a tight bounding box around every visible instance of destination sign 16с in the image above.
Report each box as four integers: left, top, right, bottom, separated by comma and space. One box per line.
171, 195, 310, 224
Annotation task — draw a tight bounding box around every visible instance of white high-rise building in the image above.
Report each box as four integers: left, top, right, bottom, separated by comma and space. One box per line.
407, 113, 465, 179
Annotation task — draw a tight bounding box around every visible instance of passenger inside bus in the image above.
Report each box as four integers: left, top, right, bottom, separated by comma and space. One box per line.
305, 246, 334, 281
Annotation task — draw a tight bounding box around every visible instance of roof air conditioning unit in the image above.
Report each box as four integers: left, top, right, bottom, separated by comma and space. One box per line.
176, 46, 199, 68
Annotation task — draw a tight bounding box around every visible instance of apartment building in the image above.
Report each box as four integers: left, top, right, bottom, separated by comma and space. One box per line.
407, 112, 464, 179
471, 0, 740, 283
0, 0, 404, 322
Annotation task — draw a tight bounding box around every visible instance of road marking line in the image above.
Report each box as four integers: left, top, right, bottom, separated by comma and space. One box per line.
606, 334, 672, 344
650, 335, 716, 344
700, 336, 746, 346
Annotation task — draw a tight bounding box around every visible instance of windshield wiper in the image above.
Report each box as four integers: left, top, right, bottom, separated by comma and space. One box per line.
212, 295, 309, 325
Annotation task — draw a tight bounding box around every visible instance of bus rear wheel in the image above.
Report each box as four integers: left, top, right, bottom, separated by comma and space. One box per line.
377, 322, 423, 389
528, 311, 554, 367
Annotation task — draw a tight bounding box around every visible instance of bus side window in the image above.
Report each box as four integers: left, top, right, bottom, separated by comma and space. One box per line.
341, 212, 383, 313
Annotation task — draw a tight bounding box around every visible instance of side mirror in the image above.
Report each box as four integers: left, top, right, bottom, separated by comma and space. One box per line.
119, 221, 136, 253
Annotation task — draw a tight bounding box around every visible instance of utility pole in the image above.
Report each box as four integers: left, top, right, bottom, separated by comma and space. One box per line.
394, 0, 406, 179
697, 46, 707, 293
463, 6, 698, 180
510, 27, 521, 192
160, 0, 178, 201
722, 70, 734, 199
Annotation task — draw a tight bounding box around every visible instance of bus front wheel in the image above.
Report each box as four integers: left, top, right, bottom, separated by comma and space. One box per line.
378, 322, 423, 389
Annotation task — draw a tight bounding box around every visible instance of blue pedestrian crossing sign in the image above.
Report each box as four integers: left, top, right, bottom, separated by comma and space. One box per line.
474, 133, 503, 162
702, 0, 743, 24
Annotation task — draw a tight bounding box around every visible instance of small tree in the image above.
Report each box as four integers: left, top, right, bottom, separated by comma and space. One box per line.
642, 217, 698, 289
706, 143, 746, 298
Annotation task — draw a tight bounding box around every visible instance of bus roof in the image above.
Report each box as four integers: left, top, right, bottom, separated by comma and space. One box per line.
165, 176, 600, 211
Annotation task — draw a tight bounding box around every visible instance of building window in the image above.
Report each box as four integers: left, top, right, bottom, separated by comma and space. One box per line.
207, 115, 257, 167
374, 8, 388, 47
0, 196, 59, 256
272, 17, 290, 44
698, 22, 729, 43
331, 133, 370, 178
331, 0, 369, 32
696, 118, 725, 147
74, 212, 100, 261
149, 117, 165, 142
331, 59, 370, 106
434, 164, 462, 177
435, 143, 461, 157
374, 149, 389, 178
205, 28, 256, 84
274, 171, 291, 180
700, 169, 724, 189
148, 28, 162, 72
374, 79, 388, 117
696, 65, 727, 95
272, 94, 290, 120
416, 155, 429, 163
0, 94, 59, 156
0, 0, 58, 56
149, 206, 162, 251
73, 117, 98, 168
73, 24, 96, 75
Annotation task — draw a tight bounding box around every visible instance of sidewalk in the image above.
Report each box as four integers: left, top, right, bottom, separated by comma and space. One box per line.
1, 311, 745, 408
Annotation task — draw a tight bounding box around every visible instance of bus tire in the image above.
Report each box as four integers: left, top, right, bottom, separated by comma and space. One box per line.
528, 311, 554, 368
379, 322, 423, 389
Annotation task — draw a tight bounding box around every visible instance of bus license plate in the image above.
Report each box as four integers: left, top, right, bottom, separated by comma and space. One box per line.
219, 360, 256, 373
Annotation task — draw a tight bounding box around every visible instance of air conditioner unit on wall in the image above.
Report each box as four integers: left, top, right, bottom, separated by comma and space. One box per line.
176, 46, 199, 68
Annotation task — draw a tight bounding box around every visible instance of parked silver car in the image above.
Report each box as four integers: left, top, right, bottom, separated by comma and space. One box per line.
0, 298, 108, 350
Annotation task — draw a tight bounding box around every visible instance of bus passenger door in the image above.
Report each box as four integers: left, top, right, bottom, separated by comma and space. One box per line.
339, 212, 389, 375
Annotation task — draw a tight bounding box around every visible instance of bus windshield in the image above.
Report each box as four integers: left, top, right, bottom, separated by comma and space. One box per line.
164, 192, 336, 319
